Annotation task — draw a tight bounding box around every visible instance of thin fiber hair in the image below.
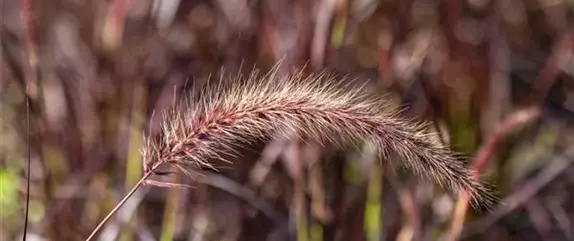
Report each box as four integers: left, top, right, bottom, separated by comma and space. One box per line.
142, 67, 495, 209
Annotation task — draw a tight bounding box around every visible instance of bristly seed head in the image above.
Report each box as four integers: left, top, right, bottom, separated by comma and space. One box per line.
142, 67, 496, 209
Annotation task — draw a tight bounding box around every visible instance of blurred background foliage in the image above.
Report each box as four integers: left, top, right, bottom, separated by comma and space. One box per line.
1, 0, 574, 240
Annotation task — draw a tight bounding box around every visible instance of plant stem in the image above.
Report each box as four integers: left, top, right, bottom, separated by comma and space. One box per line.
85, 169, 155, 241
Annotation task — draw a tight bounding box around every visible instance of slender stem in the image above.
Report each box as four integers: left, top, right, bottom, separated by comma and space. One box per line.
85, 170, 155, 241
21, 0, 37, 237
23, 87, 31, 241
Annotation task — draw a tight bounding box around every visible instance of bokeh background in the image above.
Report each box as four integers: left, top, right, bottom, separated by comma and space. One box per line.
1, 0, 574, 240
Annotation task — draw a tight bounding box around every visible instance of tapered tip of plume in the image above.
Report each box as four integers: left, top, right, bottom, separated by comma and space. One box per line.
141, 65, 495, 210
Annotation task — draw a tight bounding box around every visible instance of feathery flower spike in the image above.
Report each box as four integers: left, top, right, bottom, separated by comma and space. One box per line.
142, 68, 495, 209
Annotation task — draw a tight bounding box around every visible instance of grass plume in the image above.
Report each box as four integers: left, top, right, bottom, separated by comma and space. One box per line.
142, 67, 495, 209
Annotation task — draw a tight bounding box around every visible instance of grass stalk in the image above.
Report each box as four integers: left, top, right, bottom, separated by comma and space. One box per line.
85, 168, 155, 241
